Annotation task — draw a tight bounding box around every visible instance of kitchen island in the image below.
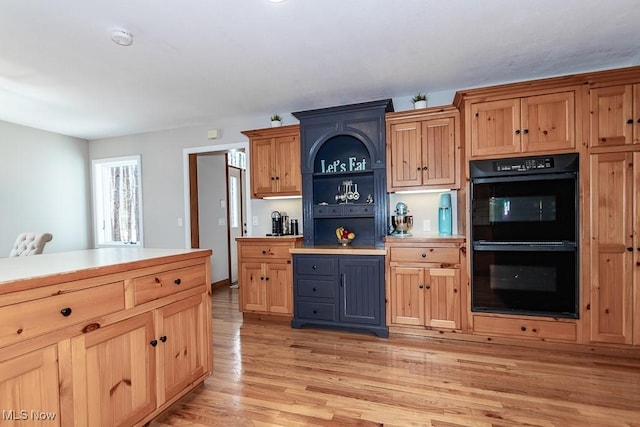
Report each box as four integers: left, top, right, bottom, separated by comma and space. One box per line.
0, 247, 213, 427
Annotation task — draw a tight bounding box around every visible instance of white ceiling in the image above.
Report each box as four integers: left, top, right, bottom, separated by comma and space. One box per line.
1, 0, 639, 140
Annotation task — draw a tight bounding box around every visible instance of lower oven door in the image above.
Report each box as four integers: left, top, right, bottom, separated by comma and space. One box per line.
471, 244, 578, 318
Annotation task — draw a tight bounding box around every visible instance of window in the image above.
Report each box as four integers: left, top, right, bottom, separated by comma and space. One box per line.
92, 155, 143, 247
229, 175, 239, 228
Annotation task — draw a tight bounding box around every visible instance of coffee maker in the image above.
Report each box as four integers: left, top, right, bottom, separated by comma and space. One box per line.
271, 211, 283, 235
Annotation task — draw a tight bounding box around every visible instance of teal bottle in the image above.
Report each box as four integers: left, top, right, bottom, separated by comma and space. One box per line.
438, 193, 452, 235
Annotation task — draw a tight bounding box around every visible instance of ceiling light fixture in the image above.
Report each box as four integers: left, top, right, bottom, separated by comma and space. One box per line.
268, 0, 287, 3
111, 30, 133, 47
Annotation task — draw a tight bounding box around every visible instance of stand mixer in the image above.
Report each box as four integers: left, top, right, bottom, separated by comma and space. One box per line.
391, 202, 413, 237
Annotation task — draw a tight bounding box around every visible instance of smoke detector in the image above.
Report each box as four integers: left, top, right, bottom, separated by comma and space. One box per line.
111, 30, 133, 47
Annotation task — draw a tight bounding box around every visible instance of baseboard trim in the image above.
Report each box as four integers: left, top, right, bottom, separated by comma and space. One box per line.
211, 278, 231, 290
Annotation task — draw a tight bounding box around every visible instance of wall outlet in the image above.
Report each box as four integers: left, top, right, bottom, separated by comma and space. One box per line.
177, 218, 183, 227
423, 219, 431, 231
252, 216, 259, 226
218, 217, 226, 226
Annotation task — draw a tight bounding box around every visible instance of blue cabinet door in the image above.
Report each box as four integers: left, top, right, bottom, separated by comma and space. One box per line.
339, 256, 384, 325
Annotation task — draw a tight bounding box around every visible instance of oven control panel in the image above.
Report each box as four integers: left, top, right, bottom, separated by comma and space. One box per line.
495, 157, 554, 172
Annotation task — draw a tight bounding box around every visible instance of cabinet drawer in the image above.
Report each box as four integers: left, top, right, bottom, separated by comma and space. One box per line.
295, 257, 336, 276
343, 204, 375, 216
389, 247, 460, 264
0, 282, 125, 347
296, 279, 335, 299
296, 301, 337, 321
240, 244, 291, 259
313, 205, 343, 217
473, 315, 577, 342
134, 264, 206, 305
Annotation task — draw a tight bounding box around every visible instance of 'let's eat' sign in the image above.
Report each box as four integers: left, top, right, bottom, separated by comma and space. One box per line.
319, 157, 367, 174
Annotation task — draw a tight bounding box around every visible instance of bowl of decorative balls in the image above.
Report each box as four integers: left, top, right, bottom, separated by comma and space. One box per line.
335, 226, 356, 246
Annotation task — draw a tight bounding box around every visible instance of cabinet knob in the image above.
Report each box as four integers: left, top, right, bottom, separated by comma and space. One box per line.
150, 339, 158, 347
260, 276, 265, 281
523, 129, 529, 134
262, 250, 267, 254
416, 167, 421, 171
265, 277, 270, 281
312, 265, 317, 269
422, 166, 428, 171
419, 284, 424, 289
515, 129, 521, 135
160, 335, 167, 342
425, 284, 431, 290
174, 278, 182, 285
421, 253, 426, 258
312, 287, 317, 292
313, 310, 317, 314
627, 247, 634, 252
275, 176, 280, 180
637, 118, 640, 123
60, 307, 72, 317
627, 119, 634, 124
521, 326, 527, 332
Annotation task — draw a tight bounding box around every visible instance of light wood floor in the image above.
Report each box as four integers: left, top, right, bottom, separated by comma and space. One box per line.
151, 287, 640, 427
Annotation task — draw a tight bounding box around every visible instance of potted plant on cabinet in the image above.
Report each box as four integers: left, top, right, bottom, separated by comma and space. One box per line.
270, 114, 282, 127
411, 93, 428, 109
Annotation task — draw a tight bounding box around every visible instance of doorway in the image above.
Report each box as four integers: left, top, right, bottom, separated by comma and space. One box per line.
183, 143, 251, 288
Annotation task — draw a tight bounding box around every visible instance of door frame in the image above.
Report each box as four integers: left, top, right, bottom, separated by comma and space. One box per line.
182, 143, 252, 249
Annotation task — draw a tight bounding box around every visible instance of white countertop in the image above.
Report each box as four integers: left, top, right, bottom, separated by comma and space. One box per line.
0, 248, 211, 286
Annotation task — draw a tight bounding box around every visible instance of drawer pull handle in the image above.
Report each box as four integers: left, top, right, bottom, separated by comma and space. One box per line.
160, 336, 167, 342
312, 287, 317, 292
313, 310, 317, 314
174, 278, 182, 285
421, 253, 426, 258
60, 307, 72, 317
262, 250, 267, 254
150, 339, 158, 347
312, 265, 317, 269
520, 326, 527, 332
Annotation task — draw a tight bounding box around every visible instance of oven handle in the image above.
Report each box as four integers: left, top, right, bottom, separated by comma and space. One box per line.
470, 171, 576, 184
473, 241, 577, 251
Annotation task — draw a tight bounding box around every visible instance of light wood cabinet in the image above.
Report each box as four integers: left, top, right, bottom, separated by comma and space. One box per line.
242, 125, 301, 198
469, 91, 575, 158
588, 152, 640, 345
237, 237, 303, 317
0, 345, 61, 426
386, 239, 465, 332
386, 107, 460, 191
0, 249, 213, 427
590, 84, 640, 147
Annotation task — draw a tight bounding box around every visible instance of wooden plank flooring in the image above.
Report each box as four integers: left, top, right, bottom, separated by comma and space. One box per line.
151, 287, 640, 426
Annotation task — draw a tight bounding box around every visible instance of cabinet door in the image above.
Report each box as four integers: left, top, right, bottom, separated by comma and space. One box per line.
389, 266, 425, 326
339, 257, 383, 325
71, 313, 156, 427
250, 138, 276, 196
590, 85, 634, 148
239, 262, 267, 312
0, 345, 60, 426
522, 91, 575, 152
589, 153, 634, 344
266, 262, 293, 315
422, 117, 457, 187
274, 134, 301, 195
470, 98, 521, 157
156, 294, 208, 404
388, 121, 422, 188
425, 268, 461, 330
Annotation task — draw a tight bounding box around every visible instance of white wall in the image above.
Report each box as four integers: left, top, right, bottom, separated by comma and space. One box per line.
197, 153, 229, 283
0, 120, 91, 255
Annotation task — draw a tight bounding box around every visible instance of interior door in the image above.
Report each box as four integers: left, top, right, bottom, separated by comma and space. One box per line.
228, 166, 243, 283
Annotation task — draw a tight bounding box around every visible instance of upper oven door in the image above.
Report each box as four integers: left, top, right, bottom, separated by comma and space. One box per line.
471, 172, 577, 243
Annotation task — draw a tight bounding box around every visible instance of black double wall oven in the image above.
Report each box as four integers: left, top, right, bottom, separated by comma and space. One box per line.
469, 153, 579, 318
